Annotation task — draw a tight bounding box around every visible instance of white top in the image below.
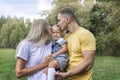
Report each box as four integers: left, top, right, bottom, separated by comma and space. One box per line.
56, 38, 67, 45
16, 40, 52, 80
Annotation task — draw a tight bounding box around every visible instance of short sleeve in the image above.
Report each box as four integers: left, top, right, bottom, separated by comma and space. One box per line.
81, 32, 96, 51
56, 38, 67, 45
16, 41, 30, 61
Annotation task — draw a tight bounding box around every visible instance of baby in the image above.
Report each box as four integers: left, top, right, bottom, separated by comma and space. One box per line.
42, 25, 68, 80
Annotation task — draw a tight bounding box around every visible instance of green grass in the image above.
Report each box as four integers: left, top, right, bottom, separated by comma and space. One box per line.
93, 56, 120, 80
0, 48, 26, 80
0, 48, 120, 80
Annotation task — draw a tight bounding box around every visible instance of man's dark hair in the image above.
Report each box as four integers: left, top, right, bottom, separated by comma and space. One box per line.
58, 7, 76, 21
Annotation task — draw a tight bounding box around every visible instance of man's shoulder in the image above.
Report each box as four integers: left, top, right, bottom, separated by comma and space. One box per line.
79, 27, 94, 36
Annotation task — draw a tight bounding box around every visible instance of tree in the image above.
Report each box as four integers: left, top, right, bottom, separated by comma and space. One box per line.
24, 18, 31, 36
89, 1, 120, 56
10, 26, 25, 48
0, 23, 10, 47
0, 16, 6, 44
0, 16, 30, 48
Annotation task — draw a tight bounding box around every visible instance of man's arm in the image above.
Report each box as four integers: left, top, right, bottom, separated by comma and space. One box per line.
66, 50, 95, 76
55, 50, 95, 78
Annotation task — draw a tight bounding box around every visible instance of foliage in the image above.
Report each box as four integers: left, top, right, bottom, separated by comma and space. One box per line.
0, 16, 31, 48
89, 1, 120, 56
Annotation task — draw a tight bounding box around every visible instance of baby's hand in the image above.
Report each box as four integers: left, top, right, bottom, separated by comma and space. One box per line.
52, 54, 57, 57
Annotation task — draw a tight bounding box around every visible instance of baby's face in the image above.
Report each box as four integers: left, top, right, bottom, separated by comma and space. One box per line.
52, 27, 62, 40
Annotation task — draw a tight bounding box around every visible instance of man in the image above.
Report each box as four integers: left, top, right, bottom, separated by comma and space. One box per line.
55, 7, 96, 80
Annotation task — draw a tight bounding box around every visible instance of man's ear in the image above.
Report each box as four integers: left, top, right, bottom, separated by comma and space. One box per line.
66, 17, 71, 24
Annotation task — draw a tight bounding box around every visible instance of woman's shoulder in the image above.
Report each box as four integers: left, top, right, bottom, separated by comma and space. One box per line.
18, 39, 32, 47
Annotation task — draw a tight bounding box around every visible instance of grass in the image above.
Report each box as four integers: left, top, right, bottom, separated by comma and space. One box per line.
93, 56, 120, 80
0, 48, 26, 80
0, 48, 120, 80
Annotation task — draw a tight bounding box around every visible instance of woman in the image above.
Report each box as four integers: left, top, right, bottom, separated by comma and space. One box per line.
16, 19, 53, 80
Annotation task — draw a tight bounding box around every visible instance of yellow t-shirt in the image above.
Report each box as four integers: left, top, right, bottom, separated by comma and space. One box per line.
65, 27, 96, 80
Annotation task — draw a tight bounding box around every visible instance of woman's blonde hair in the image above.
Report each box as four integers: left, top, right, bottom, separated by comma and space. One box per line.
25, 19, 49, 46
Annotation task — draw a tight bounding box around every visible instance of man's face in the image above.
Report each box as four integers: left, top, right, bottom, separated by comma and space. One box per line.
57, 13, 68, 31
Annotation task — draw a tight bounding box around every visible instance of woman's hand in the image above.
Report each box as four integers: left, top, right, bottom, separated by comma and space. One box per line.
44, 54, 53, 65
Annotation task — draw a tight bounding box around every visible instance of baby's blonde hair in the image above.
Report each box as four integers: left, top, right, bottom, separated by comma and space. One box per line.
52, 25, 62, 32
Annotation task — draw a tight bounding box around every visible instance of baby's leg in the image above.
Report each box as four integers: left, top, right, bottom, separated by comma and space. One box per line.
48, 60, 60, 68
48, 60, 60, 80
41, 68, 48, 80
44, 67, 48, 75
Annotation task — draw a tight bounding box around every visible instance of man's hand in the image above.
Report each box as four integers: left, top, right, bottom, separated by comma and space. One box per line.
55, 72, 69, 80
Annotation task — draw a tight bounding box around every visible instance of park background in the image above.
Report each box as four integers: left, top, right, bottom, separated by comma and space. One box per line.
0, 0, 120, 80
